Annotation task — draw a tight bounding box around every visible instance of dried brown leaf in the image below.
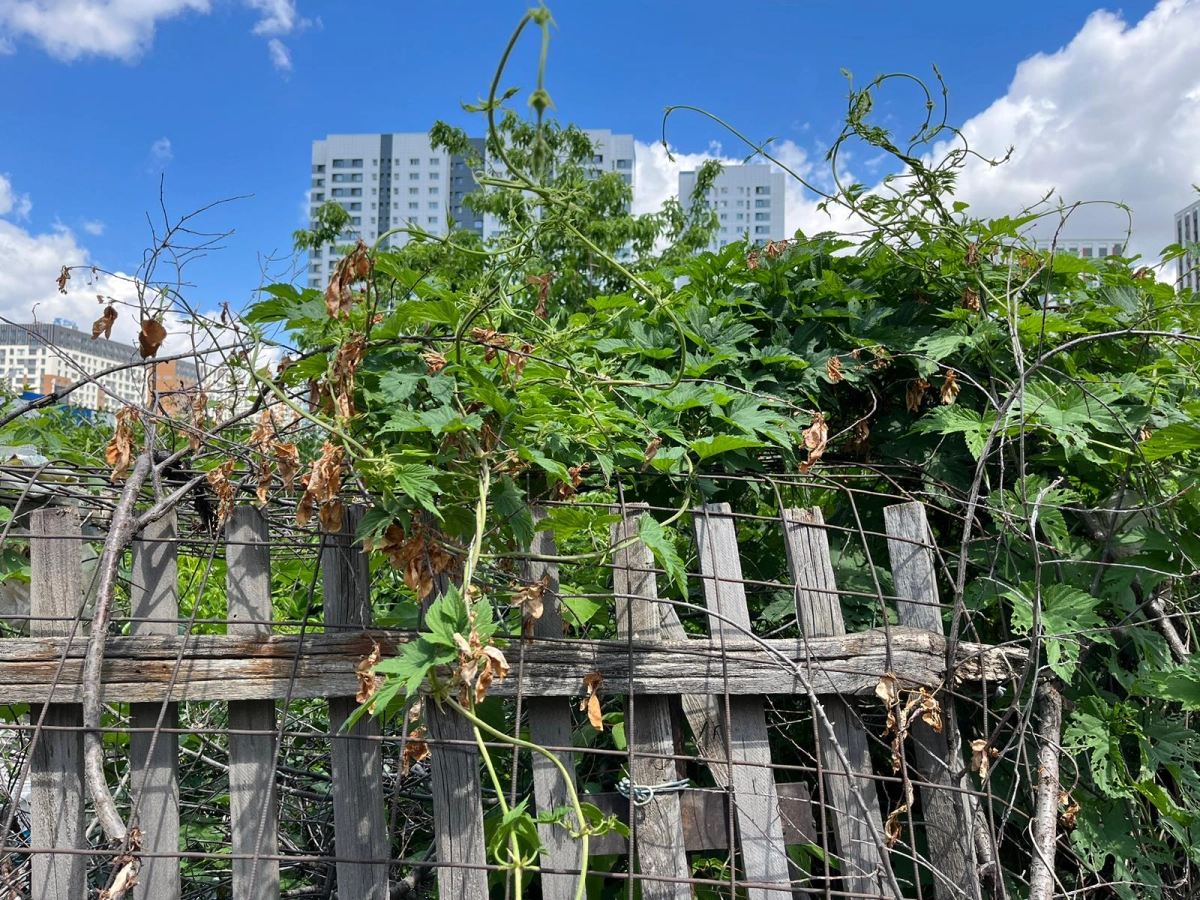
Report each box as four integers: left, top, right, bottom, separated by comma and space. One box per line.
825, 355, 844, 383
92, 305, 118, 340
421, 350, 447, 375
104, 407, 140, 482
320, 498, 345, 533
527, 272, 554, 319
57, 266, 70, 294
514, 574, 550, 622
355, 640, 383, 705
961, 288, 980, 311
906, 379, 929, 413
402, 726, 430, 775
273, 442, 299, 493
138, 318, 167, 359
800, 412, 828, 474
581, 672, 604, 731
970, 738, 998, 779
941, 369, 960, 405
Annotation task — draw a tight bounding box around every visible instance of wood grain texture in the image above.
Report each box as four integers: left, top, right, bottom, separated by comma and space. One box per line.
582, 783, 814, 856
129, 512, 181, 900
784, 507, 888, 899
523, 511, 582, 900
0, 627, 1021, 704
225, 507, 280, 900
323, 510, 389, 899
612, 511, 690, 900
883, 502, 982, 900
695, 503, 793, 898
29, 507, 86, 900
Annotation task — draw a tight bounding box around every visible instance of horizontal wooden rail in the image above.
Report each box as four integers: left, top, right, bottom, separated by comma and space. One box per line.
0, 626, 1021, 704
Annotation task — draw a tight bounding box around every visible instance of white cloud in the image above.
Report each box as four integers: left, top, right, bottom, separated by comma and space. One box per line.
637, 1, 1200, 268
0, 0, 211, 61
81, 219, 105, 235
0, 174, 32, 219
0, 0, 309, 69
936, 0, 1200, 261
266, 36, 290, 72
148, 136, 172, 171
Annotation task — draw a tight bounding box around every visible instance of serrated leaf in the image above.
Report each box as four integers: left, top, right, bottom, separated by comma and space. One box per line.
637, 514, 686, 591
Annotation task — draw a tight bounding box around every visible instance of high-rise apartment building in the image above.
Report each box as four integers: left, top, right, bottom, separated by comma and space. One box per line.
307, 130, 635, 289
1175, 199, 1199, 293
1033, 238, 1126, 259
0, 321, 199, 412
679, 164, 786, 252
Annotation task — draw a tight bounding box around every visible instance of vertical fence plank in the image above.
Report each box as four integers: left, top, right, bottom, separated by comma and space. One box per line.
783, 507, 887, 899
322, 509, 389, 899
524, 511, 582, 900
694, 503, 792, 898
612, 510, 691, 900
883, 502, 983, 900
226, 507, 280, 900
29, 507, 86, 900
130, 512, 181, 900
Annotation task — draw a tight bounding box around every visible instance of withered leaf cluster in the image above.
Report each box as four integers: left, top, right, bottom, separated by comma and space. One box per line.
105, 407, 141, 482
374, 522, 461, 601
325, 240, 372, 319
297, 441, 345, 533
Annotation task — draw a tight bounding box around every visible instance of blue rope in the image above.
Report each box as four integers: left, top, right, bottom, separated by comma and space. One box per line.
615, 776, 690, 807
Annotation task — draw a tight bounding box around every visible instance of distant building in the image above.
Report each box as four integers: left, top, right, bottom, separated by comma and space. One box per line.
679, 164, 786, 252
1033, 238, 1127, 259
307, 130, 636, 289
0, 322, 198, 412
1175, 199, 1200, 293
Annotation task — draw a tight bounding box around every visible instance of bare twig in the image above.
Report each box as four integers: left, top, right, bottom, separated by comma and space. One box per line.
1028, 681, 1063, 900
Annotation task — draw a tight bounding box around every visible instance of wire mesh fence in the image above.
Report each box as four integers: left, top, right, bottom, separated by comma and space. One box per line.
0, 463, 1089, 900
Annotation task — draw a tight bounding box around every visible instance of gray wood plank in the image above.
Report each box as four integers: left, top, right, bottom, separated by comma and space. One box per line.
523, 511, 582, 900
883, 502, 982, 900
29, 507, 87, 900
783, 507, 887, 899
426, 696, 488, 900
130, 512, 181, 900
322, 508, 389, 899
612, 510, 691, 900
0, 627, 1022, 704
694, 503, 793, 898
225, 507, 280, 900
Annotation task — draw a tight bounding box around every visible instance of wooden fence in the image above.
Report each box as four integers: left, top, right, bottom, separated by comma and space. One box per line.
2, 500, 1023, 899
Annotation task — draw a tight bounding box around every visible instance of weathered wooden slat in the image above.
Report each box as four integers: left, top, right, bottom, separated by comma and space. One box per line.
583, 782, 815, 856
612, 511, 690, 900
130, 512, 181, 900
226, 508, 280, 900
695, 502, 793, 898
524, 511, 582, 900
29, 507, 86, 900
884, 502, 983, 900
323, 510, 389, 899
0, 627, 1021, 703
784, 507, 889, 899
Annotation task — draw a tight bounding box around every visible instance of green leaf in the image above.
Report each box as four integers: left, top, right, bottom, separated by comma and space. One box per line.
637, 514, 686, 591
392, 464, 440, 516
1006, 583, 1111, 681
374, 637, 455, 697
690, 434, 763, 460
912, 406, 996, 460
493, 476, 534, 550
1139, 423, 1200, 461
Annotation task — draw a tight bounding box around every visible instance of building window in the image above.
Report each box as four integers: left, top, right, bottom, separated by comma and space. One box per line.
350, 217, 362, 225
430, 158, 440, 166
429, 172, 439, 181
331, 188, 362, 197
429, 187, 439, 195
755, 199, 770, 208
393, 202, 398, 209
332, 173, 362, 183
312, 178, 324, 188
621, 174, 631, 184
311, 263, 322, 273
409, 187, 419, 195
313, 164, 325, 174
370, 203, 376, 210
332, 159, 363, 168
736, 213, 744, 221
371, 217, 376, 224
409, 202, 419, 210
408, 173, 420, 181
720, 214, 728, 221
755, 186, 770, 195
617, 159, 633, 170
719, 186, 727, 193
410, 158, 420, 166
427, 216, 437, 224
755, 226, 770, 234
755, 213, 770, 221
347, 202, 361, 211
720, 201, 727, 208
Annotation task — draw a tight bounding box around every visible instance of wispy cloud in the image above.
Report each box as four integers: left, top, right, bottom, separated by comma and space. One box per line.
0, 0, 311, 71
148, 137, 173, 173
266, 37, 291, 73
81, 219, 105, 236
0, 173, 32, 220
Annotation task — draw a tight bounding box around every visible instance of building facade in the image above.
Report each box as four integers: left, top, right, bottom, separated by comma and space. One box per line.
1175, 199, 1200, 293
1032, 238, 1127, 259
679, 164, 786, 252
0, 321, 199, 412
307, 130, 635, 289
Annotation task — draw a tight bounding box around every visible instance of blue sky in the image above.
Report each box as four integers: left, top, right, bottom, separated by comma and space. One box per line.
1, 0, 1195, 345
